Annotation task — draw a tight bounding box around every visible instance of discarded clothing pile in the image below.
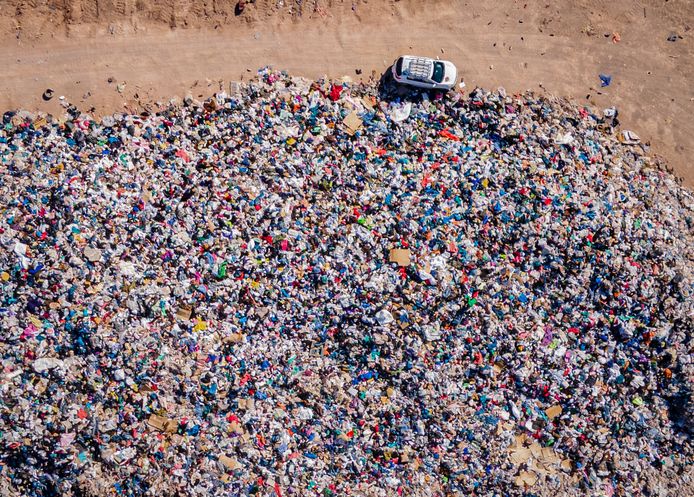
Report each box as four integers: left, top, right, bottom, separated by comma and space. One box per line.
0, 68, 692, 496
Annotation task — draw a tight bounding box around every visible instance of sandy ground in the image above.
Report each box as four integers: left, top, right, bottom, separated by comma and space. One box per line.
1, 0, 693, 186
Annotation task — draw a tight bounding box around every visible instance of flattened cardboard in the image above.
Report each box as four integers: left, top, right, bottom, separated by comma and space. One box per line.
514, 471, 538, 487
219, 455, 241, 470
176, 306, 192, 321
147, 414, 177, 433
545, 405, 562, 420
223, 333, 244, 344
342, 112, 363, 136
389, 248, 411, 266
509, 447, 532, 464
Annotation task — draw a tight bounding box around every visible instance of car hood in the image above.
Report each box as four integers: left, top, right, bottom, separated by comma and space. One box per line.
441, 61, 457, 85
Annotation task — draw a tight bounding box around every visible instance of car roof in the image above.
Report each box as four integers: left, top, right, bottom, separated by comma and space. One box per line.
404, 57, 434, 81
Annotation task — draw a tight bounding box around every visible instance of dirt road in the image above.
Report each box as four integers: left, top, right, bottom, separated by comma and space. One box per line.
1, 0, 692, 185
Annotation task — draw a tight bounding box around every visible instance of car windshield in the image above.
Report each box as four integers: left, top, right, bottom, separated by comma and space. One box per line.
395, 57, 404, 76
432, 62, 445, 83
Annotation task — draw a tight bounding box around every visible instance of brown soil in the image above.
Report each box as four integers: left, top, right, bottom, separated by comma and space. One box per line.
1, 0, 693, 186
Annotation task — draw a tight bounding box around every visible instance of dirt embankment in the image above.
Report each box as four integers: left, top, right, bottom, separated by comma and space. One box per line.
1, 0, 693, 185
4, 0, 384, 34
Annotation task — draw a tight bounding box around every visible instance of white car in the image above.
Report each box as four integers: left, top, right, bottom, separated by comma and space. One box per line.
391, 55, 458, 90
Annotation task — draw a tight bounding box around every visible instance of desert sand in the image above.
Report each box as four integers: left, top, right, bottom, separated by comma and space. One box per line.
0, 0, 692, 185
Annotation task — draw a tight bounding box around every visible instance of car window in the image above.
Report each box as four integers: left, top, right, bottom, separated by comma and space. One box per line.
432, 62, 445, 83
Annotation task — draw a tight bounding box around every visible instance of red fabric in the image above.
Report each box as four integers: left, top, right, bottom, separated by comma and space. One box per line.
175, 149, 190, 163
329, 84, 344, 101
439, 129, 460, 141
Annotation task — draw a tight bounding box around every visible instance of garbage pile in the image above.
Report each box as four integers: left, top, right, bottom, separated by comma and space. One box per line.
1, 69, 692, 497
